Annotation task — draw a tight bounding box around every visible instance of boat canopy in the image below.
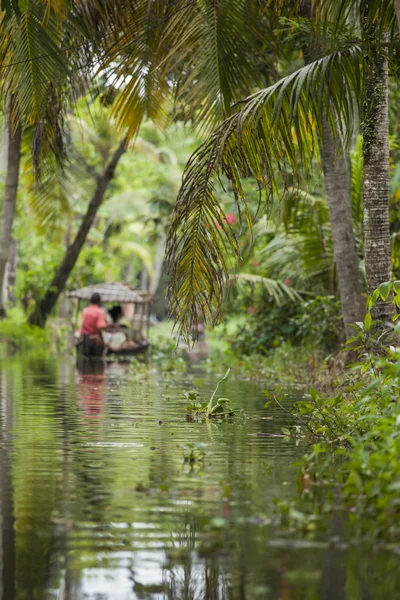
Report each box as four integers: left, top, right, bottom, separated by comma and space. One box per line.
68, 282, 148, 304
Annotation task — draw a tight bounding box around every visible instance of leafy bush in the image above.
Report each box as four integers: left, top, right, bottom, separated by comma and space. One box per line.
0, 307, 50, 350
231, 295, 343, 355
277, 285, 400, 540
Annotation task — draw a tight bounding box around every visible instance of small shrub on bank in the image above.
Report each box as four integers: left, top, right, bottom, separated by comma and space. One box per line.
229, 295, 344, 356
0, 307, 50, 350
279, 284, 400, 541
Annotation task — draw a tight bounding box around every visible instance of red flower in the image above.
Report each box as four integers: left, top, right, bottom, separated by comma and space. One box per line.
284, 279, 291, 285
225, 212, 236, 225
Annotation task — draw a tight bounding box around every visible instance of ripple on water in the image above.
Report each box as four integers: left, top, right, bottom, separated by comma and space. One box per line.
0, 356, 399, 599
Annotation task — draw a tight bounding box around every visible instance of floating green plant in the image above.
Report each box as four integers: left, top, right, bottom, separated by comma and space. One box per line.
185, 369, 237, 419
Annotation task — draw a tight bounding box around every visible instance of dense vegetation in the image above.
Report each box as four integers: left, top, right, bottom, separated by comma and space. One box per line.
2, 0, 400, 544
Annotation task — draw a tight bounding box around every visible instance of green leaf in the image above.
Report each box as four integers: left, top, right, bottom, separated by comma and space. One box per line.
364, 312, 372, 332
345, 336, 359, 345
18, 0, 28, 13
378, 282, 391, 301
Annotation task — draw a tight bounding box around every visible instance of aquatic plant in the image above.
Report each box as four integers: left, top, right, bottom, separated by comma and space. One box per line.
182, 443, 207, 464
185, 368, 236, 419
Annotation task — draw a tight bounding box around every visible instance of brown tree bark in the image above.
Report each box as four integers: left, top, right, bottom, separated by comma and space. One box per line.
321, 118, 365, 335
29, 139, 127, 327
0, 118, 22, 318
149, 232, 166, 296
300, 0, 365, 336
395, 0, 400, 32
361, 15, 394, 321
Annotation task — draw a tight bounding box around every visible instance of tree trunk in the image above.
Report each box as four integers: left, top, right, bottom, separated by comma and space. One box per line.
0, 120, 22, 319
321, 118, 365, 335
149, 232, 166, 296
362, 20, 394, 321
140, 267, 148, 290
300, 0, 365, 336
0, 113, 9, 176
7, 237, 17, 307
29, 139, 127, 327
395, 0, 400, 31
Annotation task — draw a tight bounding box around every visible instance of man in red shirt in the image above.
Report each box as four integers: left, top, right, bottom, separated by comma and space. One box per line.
80, 293, 108, 344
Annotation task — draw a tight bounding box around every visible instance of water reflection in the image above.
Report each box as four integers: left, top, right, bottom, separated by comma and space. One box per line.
0, 357, 399, 599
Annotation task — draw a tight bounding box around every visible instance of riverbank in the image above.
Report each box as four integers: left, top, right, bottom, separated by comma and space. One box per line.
275, 341, 400, 543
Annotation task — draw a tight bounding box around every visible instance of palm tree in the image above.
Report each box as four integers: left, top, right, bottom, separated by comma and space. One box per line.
0, 0, 90, 317
0, 104, 21, 318
0, 0, 396, 334
165, 1, 399, 340
28, 101, 129, 327
361, 3, 395, 320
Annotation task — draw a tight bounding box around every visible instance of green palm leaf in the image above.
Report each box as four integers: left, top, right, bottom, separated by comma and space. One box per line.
166, 46, 363, 340
234, 273, 301, 304
162, 0, 266, 132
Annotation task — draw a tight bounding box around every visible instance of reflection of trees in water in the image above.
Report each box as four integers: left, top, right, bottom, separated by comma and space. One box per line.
319, 513, 346, 600
160, 516, 232, 600
23, 356, 58, 388
0, 370, 16, 600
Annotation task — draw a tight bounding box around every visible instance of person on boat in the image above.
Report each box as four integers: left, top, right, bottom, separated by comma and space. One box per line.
107, 305, 128, 328
80, 293, 108, 347
103, 305, 128, 349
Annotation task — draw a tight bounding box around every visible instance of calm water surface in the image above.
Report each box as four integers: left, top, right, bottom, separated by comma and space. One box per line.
0, 355, 399, 600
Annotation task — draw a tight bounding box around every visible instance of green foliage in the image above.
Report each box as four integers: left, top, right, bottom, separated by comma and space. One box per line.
0, 307, 50, 349
231, 296, 343, 356
281, 306, 400, 540
182, 443, 206, 465
185, 368, 237, 419
166, 45, 363, 340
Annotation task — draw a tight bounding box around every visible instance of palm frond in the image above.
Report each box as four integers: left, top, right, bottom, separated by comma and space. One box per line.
0, 2, 70, 123
234, 273, 301, 304
99, 0, 174, 139
163, 0, 267, 132
257, 228, 334, 294
311, 0, 397, 36
166, 46, 363, 340
277, 186, 330, 233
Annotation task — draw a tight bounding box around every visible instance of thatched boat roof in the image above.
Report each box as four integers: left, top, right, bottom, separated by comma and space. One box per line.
67, 282, 149, 304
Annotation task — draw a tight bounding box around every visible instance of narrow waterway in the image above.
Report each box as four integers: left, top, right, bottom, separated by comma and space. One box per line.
0, 355, 398, 599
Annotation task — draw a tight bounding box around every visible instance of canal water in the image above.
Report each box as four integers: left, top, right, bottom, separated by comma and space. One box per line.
0, 355, 399, 599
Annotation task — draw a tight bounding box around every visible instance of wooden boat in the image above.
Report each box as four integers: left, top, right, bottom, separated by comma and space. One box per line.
68, 282, 153, 361
76, 335, 150, 359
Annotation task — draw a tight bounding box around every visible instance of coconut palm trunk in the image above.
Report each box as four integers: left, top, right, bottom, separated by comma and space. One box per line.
150, 232, 166, 296
395, 0, 400, 31
300, 0, 365, 335
361, 19, 394, 320
0, 118, 22, 319
320, 119, 365, 334
29, 139, 127, 327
